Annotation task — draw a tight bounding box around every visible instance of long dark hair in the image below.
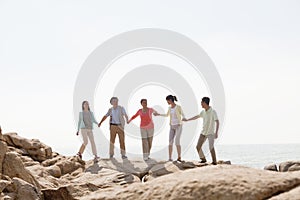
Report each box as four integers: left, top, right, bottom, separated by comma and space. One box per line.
82, 101, 90, 111
166, 95, 177, 102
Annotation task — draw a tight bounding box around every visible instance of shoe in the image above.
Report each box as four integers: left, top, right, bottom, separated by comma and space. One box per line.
168, 158, 173, 162
94, 156, 100, 161
76, 152, 82, 159
199, 159, 207, 163
211, 162, 217, 165
177, 157, 182, 162
122, 155, 128, 159
143, 157, 149, 161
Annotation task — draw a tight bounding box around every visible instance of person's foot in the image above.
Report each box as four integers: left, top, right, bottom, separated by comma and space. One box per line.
122, 155, 128, 159
168, 158, 173, 162
109, 155, 114, 159
177, 157, 182, 162
143, 157, 149, 161
211, 162, 217, 165
76, 152, 82, 159
199, 159, 207, 163
94, 156, 100, 161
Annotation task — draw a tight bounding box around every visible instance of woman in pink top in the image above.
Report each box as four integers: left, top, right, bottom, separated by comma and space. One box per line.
128, 99, 158, 160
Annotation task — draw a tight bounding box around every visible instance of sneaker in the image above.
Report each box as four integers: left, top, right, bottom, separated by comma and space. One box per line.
122, 155, 128, 159
199, 159, 207, 163
177, 157, 182, 162
211, 162, 217, 165
76, 152, 82, 159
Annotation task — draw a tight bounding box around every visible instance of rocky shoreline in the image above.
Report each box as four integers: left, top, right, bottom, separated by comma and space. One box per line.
0, 131, 299, 200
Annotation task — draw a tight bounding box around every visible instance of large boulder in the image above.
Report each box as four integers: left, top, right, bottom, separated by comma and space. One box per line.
83, 165, 300, 200
2, 152, 41, 195
279, 161, 300, 172
0, 140, 8, 174
3, 133, 52, 162
4, 178, 41, 200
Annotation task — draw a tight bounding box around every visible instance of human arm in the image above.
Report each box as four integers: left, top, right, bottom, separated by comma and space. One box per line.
156, 108, 170, 117
122, 107, 129, 123
128, 110, 140, 124
98, 109, 111, 127
185, 114, 201, 121
76, 113, 82, 135
98, 116, 108, 127
91, 112, 99, 125
215, 120, 220, 139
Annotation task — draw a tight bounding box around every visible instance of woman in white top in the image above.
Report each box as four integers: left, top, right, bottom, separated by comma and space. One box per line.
156, 95, 186, 162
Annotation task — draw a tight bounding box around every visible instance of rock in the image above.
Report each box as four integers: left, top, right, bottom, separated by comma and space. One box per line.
264, 164, 278, 171
46, 165, 62, 178
0, 140, 8, 174
269, 185, 300, 200
84, 165, 300, 200
55, 156, 85, 175
2, 132, 52, 162
2, 152, 41, 194
279, 161, 300, 172
42, 186, 75, 200
0, 180, 10, 193
5, 178, 41, 200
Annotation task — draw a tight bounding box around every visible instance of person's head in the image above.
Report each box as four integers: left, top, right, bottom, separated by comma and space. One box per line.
140, 99, 147, 108
82, 101, 90, 111
166, 95, 177, 105
201, 97, 210, 109
110, 97, 119, 107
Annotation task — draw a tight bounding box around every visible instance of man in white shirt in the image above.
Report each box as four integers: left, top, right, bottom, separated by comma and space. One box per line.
184, 97, 219, 165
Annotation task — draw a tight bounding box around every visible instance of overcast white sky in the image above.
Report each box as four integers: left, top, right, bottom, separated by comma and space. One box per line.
1, 0, 300, 158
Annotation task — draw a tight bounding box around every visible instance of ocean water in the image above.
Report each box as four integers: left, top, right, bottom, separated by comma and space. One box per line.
57, 143, 300, 169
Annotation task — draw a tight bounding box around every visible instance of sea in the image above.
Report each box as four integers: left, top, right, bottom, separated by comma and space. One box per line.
56, 143, 300, 169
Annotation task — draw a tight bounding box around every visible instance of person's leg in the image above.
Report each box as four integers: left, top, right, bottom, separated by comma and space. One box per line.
109, 126, 117, 157
79, 129, 88, 155
140, 128, 148, 159
196, 134, 207, 162
175, 125, 182, 161
168, 126, 176, 160
117, 126, 126, 156
207, 134, 217, 164
147, 128, 154, 157
87, 130, 97, 157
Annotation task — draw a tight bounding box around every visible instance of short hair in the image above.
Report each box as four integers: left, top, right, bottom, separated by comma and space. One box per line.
110, 97, 119, 104
202, 97, 210, 105
140, 99, 147, 104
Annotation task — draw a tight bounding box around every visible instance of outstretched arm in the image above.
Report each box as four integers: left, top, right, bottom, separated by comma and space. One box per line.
186, 114, 201, 121
128, 110, 139, 124
98, 116, 108, 127
156, 108, 170, 117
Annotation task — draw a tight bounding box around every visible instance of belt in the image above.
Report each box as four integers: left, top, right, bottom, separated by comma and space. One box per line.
110, 123, 121, 126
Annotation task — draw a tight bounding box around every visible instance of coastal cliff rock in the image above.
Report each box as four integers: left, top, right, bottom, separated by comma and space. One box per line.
0, 131, 300, 200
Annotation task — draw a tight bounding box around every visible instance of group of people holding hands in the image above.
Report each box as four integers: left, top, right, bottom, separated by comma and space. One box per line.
76, 95, 219, 165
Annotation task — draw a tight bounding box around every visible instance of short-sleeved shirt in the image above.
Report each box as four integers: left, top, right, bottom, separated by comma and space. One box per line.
198, 107, 218, 135
105, 106, 127, 124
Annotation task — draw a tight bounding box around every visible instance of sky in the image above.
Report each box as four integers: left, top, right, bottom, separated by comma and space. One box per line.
1, 0, 300, 159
